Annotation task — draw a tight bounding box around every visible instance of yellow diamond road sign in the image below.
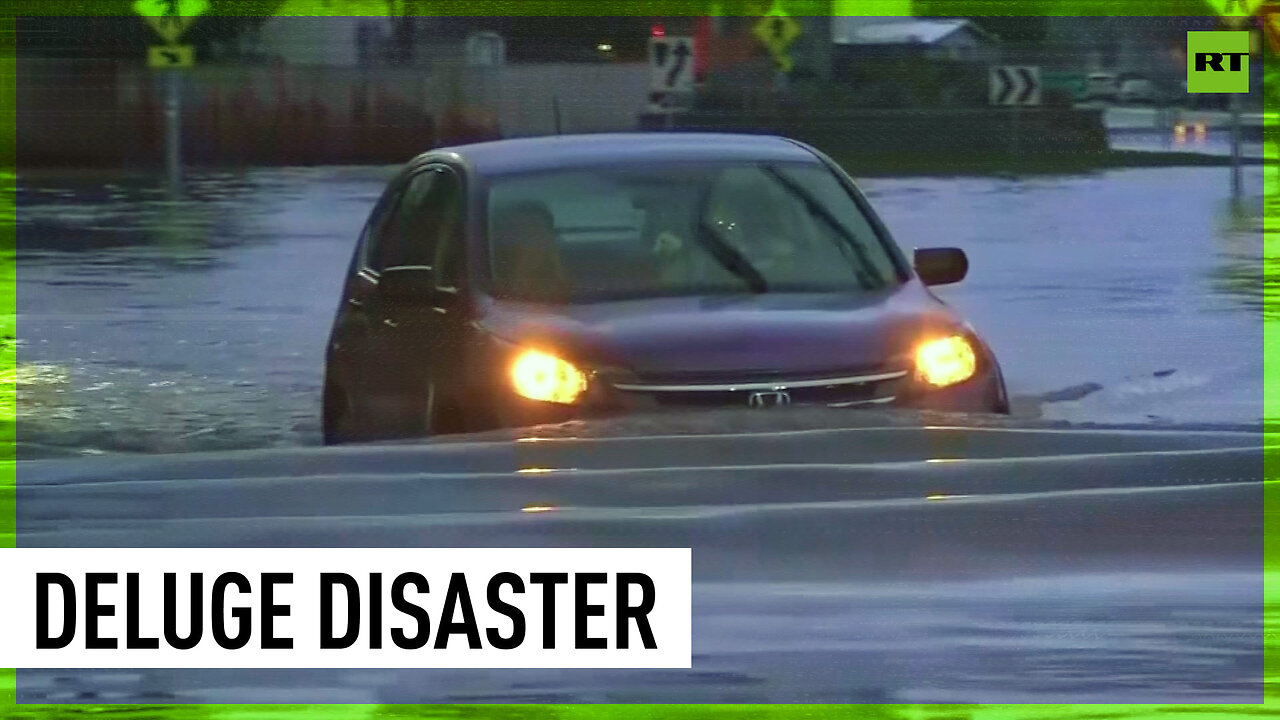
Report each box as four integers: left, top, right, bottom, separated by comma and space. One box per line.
1212, 0, 1261, 25
134, 0, 209, 44
1265, 9, 1280, 52
1213, 0, 1261, 15
148, 44, 195, 69
753, 1, 802, 67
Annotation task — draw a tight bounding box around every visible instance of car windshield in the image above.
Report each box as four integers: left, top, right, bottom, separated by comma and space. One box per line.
484, 161, 902, 304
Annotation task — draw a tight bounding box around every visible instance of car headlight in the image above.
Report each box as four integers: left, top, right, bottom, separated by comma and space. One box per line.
510, 349, 588, 404
914, 335, 977, 388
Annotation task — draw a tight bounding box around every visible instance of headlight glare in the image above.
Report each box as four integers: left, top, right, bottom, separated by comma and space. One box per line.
511, 349, 588, 404
915, 335, 977, 388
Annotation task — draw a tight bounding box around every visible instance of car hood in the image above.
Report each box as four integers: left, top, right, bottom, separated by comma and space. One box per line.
477, 282, 963, 378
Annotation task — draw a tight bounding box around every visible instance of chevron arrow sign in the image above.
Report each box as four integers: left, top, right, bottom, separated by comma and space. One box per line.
989, 65, 1042, 106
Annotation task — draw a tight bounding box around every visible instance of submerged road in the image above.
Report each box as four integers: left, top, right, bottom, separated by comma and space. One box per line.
17, 422, 1266, 703
14, 164, 1267, 456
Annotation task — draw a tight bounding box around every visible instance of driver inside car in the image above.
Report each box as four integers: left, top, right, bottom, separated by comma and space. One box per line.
491, 201, 572, 303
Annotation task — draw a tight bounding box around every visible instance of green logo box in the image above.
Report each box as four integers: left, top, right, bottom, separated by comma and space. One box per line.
1187, 30, 1250, 93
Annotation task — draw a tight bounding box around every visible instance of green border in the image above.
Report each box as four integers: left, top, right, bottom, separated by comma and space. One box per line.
2, 6, 15, 713
4, 0, 1274, 716
9, 0, 1273, 16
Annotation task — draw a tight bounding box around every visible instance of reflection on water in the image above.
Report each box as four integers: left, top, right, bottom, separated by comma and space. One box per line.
1108, 127, 1268, 160
1207, 195, 1269, 317
4, 705, 1280, 720
15, 164, 1267, 456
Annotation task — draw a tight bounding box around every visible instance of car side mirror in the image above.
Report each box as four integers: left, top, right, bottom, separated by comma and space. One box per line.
914, 247, 968, 286
377, 266, 438, 302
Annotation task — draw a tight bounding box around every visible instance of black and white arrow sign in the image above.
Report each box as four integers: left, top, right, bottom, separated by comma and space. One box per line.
650, 36, 695, 94
989, 65, 1041, 106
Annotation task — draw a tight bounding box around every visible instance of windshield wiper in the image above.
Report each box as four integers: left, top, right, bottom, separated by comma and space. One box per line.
760, 165, 881, 291
695, 218, 768, 294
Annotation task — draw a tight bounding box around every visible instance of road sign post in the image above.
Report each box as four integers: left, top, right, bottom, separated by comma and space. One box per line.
165, 69, 181, 194
134, 0, 207, 194
1263, 4, 1280, 51
1230, 90, 1243, 199
1214, 0, 1262, 24
135, 0, 208, 42
988, 63, 1039, 166
1208, 0, 1269, 199
989, 66, 1041, 167
648, 36, 695, 125
989, 65, 1042, 106
148, 45, 194, 68
752, 2, 801, 76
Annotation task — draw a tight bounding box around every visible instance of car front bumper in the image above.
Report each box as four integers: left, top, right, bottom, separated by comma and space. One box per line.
489, 363, 1009, 430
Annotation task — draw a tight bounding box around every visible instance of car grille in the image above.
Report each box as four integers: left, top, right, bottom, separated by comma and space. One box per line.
610, 367, 908, 409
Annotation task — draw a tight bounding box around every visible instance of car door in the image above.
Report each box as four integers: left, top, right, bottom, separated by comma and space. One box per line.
326, 171, 413, 433
364, 164, 466, 435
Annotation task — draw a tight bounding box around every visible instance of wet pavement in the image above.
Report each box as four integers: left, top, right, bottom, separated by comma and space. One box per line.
15, 162, 1268, 456
16, 425, 1267, 703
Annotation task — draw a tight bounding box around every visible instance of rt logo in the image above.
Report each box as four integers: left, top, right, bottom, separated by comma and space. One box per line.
1186, 31, 1250, 93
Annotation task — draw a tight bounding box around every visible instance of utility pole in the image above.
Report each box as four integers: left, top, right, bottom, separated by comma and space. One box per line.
135, 0, 206, 196
1217, 10, 1255, 200
1229, 89, 1242, 199
165, 67, 182, 196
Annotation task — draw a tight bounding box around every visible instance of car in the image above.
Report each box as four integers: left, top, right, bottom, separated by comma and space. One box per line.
322, 133, 1009, 443
1118, 77, 1159, 104
1081, 72, 1118, 103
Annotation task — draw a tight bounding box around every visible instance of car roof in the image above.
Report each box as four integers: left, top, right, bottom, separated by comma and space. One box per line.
425, 132, 821, 176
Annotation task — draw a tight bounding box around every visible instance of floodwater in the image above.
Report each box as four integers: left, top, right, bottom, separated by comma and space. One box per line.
16, 425, 1267, 703
15, 162, 1267, 455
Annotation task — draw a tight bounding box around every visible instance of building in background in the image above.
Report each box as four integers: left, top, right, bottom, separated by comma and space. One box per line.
696, 13, 1000, 110
832, 17, 999, 63
829, 17, 999, 106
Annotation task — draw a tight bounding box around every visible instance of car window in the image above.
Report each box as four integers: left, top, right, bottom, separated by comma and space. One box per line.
432, 178, 466, 288
769, 164, 900, 282
368, 167, 462, 274
485, 161, 899, 304
358, 176, 411, 274
493, 172, 645, 244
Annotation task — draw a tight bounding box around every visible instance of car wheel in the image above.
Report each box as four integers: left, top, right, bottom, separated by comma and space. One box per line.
322, 380, 358, 445
417, 383, 471, 437
394, 380, 445, 439
418, 381, 440, 437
